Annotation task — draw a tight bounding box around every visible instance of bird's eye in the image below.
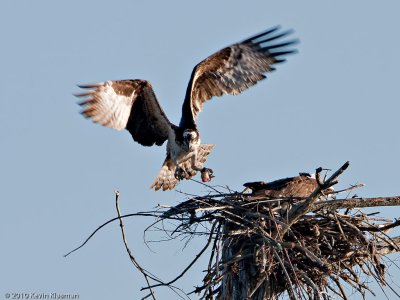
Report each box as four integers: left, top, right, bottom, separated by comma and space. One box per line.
184, 132, 193, 140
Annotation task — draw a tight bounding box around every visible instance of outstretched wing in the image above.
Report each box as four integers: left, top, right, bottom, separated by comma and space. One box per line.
77, 80, 171, 146
180, 26, 298, 128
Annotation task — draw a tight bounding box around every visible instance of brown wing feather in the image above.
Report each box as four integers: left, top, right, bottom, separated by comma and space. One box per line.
262, 176, 318, 198
245, 175, 326, 198
180, 26, 298, 127
77, 80, 171, 146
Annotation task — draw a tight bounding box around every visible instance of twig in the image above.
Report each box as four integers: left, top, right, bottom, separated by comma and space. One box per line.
64, 211, 162, 257
115, 191, 157, 300
280, 161, 350, 237
377, 237, 400, 255
358, 219, 400, 233
334, 183, 365, 194
330, 275, 349, 300
273, 248, 299, 300
189, 178, 225, 194
142, 221, 217, 291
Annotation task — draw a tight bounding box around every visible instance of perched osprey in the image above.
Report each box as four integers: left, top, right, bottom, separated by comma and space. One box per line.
244, 173, 334, 199
77, 26, 297, 191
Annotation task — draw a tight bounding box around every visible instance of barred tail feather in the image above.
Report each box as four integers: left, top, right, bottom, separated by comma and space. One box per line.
149, 164, 178, 191
150, 144, 215, 191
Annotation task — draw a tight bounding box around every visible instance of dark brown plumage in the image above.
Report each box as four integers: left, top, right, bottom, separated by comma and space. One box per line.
76, 26, 298, 191
78, 80, 171, 147
244, 175, 333, 199
180, 26, 297, 128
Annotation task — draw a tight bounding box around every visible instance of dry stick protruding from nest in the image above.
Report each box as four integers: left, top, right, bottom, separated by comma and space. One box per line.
115, 191, 157, 300
279, 161, 350, 237
313, 196, 400, 211
115, 191, 199, 300
141, 221, 218, 292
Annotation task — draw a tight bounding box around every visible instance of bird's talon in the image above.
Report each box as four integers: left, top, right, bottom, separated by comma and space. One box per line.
175, 168, 187, 180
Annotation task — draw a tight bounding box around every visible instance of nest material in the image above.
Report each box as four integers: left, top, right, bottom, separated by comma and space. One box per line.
66, 163, 400, 300
160, 167, 400, 300
164, 192, 399, 300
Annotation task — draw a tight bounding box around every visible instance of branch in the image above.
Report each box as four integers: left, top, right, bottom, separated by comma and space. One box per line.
115, 191, 157, 300
312, 196, 400, 211
376, 237, 400, 255
64, 211, 164, 257
142, 221, 218, 291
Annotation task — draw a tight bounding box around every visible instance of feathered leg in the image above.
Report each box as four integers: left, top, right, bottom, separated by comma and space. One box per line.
149, 144, 215, 191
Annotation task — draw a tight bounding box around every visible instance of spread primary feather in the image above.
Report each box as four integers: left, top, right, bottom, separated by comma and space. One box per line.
76, 26, 298, 191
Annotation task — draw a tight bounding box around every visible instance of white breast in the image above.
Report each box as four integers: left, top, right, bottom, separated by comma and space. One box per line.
167, 131, 200, 164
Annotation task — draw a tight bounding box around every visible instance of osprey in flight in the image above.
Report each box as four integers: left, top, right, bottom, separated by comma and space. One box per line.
77, 26, 297, 191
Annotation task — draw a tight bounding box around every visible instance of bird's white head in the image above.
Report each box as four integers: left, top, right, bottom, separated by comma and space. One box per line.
183, 129, 200, 151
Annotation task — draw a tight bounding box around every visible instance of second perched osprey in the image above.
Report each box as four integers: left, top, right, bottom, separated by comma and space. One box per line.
77, 26, 297, 191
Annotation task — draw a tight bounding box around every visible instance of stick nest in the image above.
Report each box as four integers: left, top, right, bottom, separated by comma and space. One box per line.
155, 163, 400, 299
68, 162, 400, 299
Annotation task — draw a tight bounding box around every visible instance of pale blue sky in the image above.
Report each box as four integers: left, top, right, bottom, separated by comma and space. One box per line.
2, 1, 400, 299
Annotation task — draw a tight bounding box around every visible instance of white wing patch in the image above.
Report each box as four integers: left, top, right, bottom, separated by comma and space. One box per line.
78, 81, 133, 131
